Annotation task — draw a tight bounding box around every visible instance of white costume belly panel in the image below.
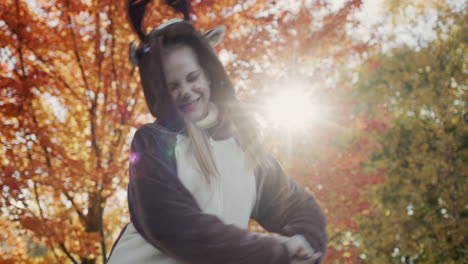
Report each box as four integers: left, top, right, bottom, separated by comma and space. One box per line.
107, 136, 256, 264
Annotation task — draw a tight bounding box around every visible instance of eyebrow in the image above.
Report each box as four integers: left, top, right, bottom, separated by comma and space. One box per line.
187, 70, 200, 77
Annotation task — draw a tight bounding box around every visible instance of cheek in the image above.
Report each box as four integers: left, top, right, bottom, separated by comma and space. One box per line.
168, 90, 178, 103
200, 78, 211, 98
205, 86, 211, 100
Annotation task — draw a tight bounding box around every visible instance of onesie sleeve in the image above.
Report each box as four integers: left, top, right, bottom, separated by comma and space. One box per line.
251, 154, 328, 264
127, 124, 290, 264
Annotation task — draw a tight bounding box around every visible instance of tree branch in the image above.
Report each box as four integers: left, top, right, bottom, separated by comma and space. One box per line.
61, 189, 89, 226
65, 0, 91, 101
23, 42, 88, 106
59, 242, 79, 264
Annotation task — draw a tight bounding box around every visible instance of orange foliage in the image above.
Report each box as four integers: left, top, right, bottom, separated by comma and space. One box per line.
0, 0, 380, 263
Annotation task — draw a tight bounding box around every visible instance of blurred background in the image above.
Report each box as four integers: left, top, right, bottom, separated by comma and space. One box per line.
0, 0, 466, 263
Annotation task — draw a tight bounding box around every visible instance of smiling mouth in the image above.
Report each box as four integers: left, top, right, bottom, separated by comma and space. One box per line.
179, 97, 200, 112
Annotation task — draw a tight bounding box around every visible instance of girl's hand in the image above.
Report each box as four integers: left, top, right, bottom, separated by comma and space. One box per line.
254, 233, 322, 263
283, 235, 322, 264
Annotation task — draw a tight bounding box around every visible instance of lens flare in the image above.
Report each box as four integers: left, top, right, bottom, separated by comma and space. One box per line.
263, 88, 322, 130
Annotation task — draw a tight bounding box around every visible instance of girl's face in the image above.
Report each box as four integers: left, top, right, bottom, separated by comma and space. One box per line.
163, 45, 211, 122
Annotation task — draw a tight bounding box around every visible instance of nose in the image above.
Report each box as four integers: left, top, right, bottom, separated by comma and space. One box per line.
179, 81, 193, 102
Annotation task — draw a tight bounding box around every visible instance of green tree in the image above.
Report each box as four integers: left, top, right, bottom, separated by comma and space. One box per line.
354, 6, 467, 263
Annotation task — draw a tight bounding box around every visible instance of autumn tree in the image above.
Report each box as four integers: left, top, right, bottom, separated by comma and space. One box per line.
354, 3, 467, 263
1, 0, 146, 263
1, 0, 378, 263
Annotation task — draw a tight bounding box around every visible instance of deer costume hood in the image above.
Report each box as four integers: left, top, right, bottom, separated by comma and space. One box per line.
129, 0, 235, 132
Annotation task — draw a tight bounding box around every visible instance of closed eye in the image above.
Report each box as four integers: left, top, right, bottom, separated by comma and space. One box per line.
167, 82, 179, 91
187, 71, 200, 82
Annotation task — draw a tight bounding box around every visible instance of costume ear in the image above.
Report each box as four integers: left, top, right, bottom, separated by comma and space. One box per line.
129, 42, 138, 66
204, 26, 226, 47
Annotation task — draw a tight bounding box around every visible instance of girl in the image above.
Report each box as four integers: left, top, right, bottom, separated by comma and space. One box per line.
107, 1, 328, 263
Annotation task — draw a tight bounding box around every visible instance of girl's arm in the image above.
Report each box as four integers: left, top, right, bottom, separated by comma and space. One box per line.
251, 155, 328, 264
128, 124, 290, 264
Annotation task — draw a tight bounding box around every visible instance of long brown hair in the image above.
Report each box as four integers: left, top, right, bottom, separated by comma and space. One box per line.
184, 101, 270, 185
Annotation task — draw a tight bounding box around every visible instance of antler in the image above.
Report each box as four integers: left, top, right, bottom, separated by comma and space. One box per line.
128, 0, 192, 41
165, 0, 191, 21
128, 0, 152, 41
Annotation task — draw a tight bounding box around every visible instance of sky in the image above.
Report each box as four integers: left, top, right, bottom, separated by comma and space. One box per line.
331, 0, 384, 26
331, 0, 453, 50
